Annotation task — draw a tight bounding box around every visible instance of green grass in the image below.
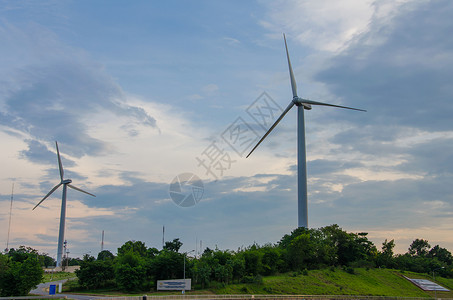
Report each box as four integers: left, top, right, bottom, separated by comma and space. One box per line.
42, 271, 77, 283
213, 268, 452, 297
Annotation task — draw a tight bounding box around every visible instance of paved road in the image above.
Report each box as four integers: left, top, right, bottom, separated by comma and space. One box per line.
30, 279, 67, 296
30, 280, 111, 299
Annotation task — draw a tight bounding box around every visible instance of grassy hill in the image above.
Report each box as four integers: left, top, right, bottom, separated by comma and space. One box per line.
60, 268, 453, 298
212, 268, 453, 298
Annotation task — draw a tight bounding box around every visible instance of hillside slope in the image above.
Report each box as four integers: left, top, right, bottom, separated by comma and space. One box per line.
213, 268, 453, 298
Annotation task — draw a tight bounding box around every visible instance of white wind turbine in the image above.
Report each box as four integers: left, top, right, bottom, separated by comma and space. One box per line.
33, 141, 95, 267
247, 34, 366, 228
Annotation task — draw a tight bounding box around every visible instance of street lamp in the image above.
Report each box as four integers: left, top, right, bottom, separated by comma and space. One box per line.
183, 250, 195, 294
432, 266, 445, 299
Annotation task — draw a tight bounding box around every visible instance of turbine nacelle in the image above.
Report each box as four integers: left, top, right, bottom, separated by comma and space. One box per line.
293, 97, 312, 110
62, 179, 72, 184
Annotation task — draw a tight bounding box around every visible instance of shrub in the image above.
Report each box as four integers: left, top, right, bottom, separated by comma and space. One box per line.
0, 255, 43, 297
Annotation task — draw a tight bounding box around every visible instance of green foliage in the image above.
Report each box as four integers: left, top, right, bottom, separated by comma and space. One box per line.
241, 274, 263, 284
97, 250, 115, 261
75, 255, 115, 289
277, 225, 378, 270
229, 256, 245, 282
261, 245, 284, 275
65, 226, 452, 294
377, 239, 396, 268
115, 260, 147, 292
115, 250, 149, 292
241, 245, 263, 276
7, 246, 39, 263
428, 245, 453, 265
163, 238, 182, 252
149, 249, 184, 281
117, 240, 147, 257
193, 260, 211, 288
214, 263, 232, 283
42, 254, 56, 267
408, 238, 431, 256
61, 257, 82, 267
288, 231, 312, 270
0, 253, 43, 297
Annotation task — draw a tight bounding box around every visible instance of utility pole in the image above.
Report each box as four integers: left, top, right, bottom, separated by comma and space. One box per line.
63, 240, 67, 271
101, 230, 104, 252
162, 225, 165, 249
5, 183, 14, 253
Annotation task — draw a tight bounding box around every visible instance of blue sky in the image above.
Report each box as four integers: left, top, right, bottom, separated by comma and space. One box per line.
1, 0, 452, 258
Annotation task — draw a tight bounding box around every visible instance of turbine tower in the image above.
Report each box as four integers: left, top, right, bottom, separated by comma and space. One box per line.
247, 34, 366, 228
33, 141, 95, 267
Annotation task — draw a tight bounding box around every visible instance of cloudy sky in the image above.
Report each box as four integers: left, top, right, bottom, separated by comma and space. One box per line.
1, 0, 452, 258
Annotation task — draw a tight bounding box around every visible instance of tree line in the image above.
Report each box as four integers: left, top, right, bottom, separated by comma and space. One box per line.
1, 224, 452, 296
74, 225, 453, 292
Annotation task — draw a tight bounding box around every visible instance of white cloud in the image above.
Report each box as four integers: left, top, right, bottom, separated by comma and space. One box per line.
261, 0, 414, 52
201, 84, 219, 94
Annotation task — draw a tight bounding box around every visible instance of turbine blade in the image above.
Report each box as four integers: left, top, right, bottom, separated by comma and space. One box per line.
301, 99, 367, 112
284, 33, 298, 98
32, 183, 63, 210
246, 101, 295, 158
68, 184, 96, 197
56, 141, 64, 181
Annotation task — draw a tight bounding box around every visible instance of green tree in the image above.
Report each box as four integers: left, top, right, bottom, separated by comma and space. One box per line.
7, 246, 39, 263
377, 239, 395, 268
214, 264, 232, 284
75, 255, 115, 289
288, 232, 312, 270
115, 251, 148, 292
146, 247, 159, 258
228, 256, 245, 283
308, 228, 337, 268
261, 245, 282, 275
163, 238, 183, 252
149, 250, 184, 281
241, 245, 263, 276
41, 254, 56, 268
97, 250, 115, 261
193, 260, 211, 288
0, 254, 43, 297
408, 239, 431, 257
117, 240, 147, 257
279, 227, 308, 249
428, 245, 453, 265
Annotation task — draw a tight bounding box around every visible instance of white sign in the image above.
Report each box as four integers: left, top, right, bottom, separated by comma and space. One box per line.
157, 279, 191, 291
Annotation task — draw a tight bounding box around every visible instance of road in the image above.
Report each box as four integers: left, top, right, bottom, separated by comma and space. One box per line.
30, 280, 112, 299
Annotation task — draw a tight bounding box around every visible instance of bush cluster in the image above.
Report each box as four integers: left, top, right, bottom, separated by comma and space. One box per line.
0, 247, 43, 297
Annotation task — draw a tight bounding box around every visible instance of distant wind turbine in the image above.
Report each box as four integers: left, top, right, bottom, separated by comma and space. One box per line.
33, 141, 95, 267
247, 34, 366, 228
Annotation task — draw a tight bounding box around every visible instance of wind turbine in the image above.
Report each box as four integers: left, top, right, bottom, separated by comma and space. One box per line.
33, 141, 95, 267
247, 34, 366, 228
